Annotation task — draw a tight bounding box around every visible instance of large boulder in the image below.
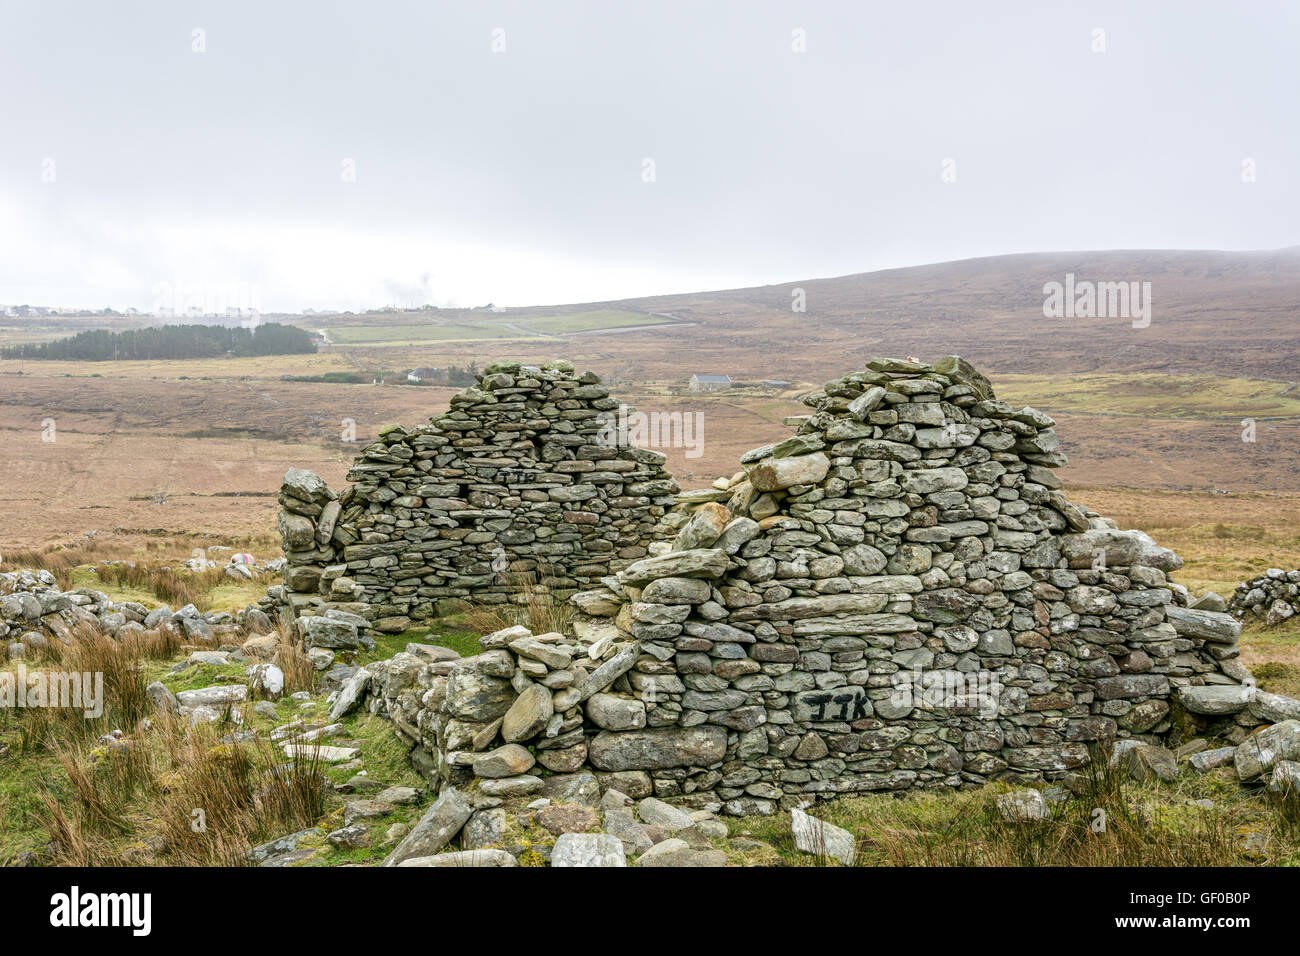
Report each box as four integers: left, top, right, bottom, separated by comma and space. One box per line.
501, 684, 554, 743
1165, 606, 1241, 643
282, 467, 333, 503
445, 661, 516, 721
398, 849, 516, 867
382, 789, 472, 866
995, 789, 1051, 823
299, 616, 359, 649
1235, 720, 1300, 782
472, 744, 536, 778
1177, 684, 1252, 716
673, 503, 732, 550
745, 452, 831, 492
791, 806, 857, 864
277, 511, 316, 552
588, 726, 727, 772
586, 693, 647, 731
1250, 691, 1300, 724
618, 550, 729, 585
1060, 529, 1182, 572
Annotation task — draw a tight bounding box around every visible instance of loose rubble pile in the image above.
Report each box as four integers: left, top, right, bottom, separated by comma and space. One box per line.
994, 712, 1300, 826
1228, 569, 1300, 625
0, 568, 304, 725
359, 622, 678, 799
320, 355, 1300, 817
376, 778, 734, 867
272, 360, 678, 650
0, 568, 263, 659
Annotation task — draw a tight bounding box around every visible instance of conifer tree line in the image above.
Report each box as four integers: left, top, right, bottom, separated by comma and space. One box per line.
2, 323, 318, 360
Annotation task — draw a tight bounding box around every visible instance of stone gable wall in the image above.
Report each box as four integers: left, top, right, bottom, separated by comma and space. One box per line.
273, 361, 678, 648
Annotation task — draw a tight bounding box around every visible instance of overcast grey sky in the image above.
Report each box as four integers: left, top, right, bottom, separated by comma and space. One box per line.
2, 1, 1297, 312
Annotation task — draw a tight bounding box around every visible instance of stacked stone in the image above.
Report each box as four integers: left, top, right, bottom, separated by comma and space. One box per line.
359, 623, 664, 799
273, 361, 679, 647
566, 355, 1253, 814
273, 468, 379, 652
1227, 569, 1300, 625
1175, 677, 1300, 746
277, 468, 341, 595
1, 568, 246, 658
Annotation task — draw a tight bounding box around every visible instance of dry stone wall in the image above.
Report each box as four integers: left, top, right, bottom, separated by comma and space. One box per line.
273, 361, 678, 649
345, 355, 1257, 815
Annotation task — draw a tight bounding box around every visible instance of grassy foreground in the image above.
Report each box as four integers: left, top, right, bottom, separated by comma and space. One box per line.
4, 613, 1296, 868
2, 480, 1300, 867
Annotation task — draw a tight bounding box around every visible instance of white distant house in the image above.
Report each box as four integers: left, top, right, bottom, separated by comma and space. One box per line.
689, 373, 731, 392
407, 366, 442, 383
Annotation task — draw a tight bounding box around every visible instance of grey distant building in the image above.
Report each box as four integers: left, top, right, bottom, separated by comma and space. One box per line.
689, 373, 731, 392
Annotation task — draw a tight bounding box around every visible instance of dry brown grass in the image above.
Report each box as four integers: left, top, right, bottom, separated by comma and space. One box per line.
35, 703, 329, 867
40, 795, 121, 866
11, 625, 149, 752
92, 560, 151, 591
274, 632, 316, 696
0, 579, 332, 867
4, 541, 104, 572
8, 619, 196, 760
38, 712, 327, 868
461, 569, 574, 637
91, 562, 230, 611
1272, 783, 1300, 842
150, 567, 229, 610
2, 548, 89, 588
729, 740, 1279, 868
36, 723, 160, 866
155, 725, 327, 867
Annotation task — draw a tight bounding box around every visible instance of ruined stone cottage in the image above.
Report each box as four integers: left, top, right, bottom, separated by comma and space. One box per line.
276, 356, 1254, 814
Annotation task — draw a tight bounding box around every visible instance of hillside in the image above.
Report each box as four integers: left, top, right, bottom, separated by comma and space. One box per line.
1, 249, 1297, 554
595, 248, 1300, 382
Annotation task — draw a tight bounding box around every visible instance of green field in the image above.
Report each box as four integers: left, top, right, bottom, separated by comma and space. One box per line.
993, 373, 1300, 421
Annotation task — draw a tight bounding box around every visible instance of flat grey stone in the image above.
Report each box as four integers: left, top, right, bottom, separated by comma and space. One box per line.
550, 832, 626, 867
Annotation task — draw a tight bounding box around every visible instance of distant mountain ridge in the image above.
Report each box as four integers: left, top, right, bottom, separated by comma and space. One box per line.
572, 248, 1300, 382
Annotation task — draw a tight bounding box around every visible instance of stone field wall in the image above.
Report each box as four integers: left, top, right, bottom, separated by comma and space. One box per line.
327, 356, 1261, 815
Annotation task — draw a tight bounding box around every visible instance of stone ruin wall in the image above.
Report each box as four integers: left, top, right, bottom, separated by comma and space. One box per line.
271, 360, 679, 649
292, 356, 1262, 814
